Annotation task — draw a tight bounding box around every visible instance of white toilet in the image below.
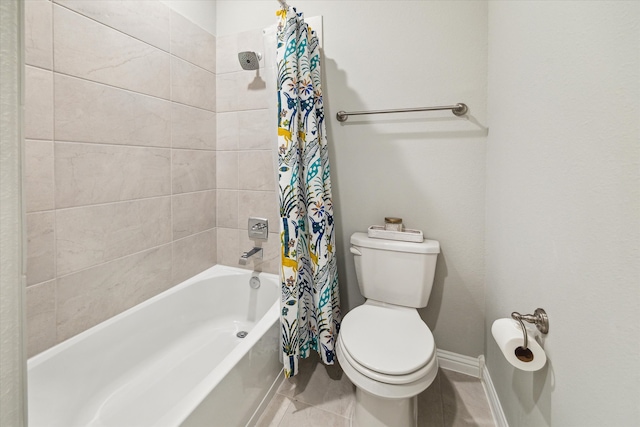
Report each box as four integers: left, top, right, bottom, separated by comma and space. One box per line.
336, 232, 440, 427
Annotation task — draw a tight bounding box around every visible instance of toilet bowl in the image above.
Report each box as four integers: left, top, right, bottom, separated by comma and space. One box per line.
338, 232, 441, 427
337, 301, 438, 427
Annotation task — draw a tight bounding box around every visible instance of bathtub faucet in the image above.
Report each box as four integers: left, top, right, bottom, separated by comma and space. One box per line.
239, 247, 263, 265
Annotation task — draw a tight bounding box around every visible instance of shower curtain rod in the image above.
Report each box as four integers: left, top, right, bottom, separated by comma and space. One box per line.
335, 103, 469, 122
278, 0, 289, 8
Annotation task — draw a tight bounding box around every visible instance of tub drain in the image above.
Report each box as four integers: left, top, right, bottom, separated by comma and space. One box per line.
236, 331, 248, 338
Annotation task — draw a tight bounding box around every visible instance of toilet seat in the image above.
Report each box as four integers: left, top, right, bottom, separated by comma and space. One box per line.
338, 334, 434, 385
339, 303, 435, 383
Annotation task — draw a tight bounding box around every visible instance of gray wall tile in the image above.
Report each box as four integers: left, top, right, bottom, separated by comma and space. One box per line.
24, 3, 224, 356
216, 71, 268, 112
25, 0, 53, 69
172, 230, 216, 284
216, 227, 240, 268
216, 151, 238, 190
26, 211, 56, 286
171, 103, 216, 150
26, 281, 57, 358
217, 190, 238, 228
238, 151, 276, 191
56, 197, 172, 275
216, 29, 263, 74
238, 190, 279, 231
25, 139, 54, 213
54, 0, 171, 51
55, 142, 171, 208
170, 10, 216, 72
172, 190, 217, 240
56, 244, 172, 342
216, 112, 239, 151
172, 149, 216, 194
55, 74, 171, 147
238, 109, 272, 150
53, 5, 170, 98
171, 56, 216, 111
25, 66, 53, 140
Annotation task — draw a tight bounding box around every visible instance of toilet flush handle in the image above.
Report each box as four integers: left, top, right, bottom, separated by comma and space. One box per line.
350, 247, 362, 256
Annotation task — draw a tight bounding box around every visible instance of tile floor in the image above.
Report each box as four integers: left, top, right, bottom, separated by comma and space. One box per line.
256, 354, 495, 427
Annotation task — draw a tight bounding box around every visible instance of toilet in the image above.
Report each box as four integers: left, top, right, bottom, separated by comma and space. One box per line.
336, 232, 440, 427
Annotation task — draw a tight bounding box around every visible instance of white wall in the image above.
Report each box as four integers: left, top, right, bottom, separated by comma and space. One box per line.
216, 0, 272, 36
162, 0, 216, 35
217, 1, 488, 357
485, 2, 640, 426
0, 0, 26, 425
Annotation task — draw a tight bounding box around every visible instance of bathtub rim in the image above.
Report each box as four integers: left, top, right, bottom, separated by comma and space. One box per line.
28, 264, 281, 427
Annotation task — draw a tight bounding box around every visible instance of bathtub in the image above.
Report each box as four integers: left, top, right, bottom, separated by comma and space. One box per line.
28, 265, 283, 427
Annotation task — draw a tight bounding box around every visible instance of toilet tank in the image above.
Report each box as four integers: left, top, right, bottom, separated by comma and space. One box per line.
350, 232, 440, 308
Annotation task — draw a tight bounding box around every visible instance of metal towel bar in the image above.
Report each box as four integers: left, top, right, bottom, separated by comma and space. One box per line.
336, 103, 468, 122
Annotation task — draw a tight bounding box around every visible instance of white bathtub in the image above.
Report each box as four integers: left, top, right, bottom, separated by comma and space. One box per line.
28, 265, 283, 427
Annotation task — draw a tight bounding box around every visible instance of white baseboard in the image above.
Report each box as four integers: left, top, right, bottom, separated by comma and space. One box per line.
436, 349, 482, 378
480, 357, 509, 427
437, 351, 508, 427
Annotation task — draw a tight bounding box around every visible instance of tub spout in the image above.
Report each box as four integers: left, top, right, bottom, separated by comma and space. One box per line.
239, 247, 263, 265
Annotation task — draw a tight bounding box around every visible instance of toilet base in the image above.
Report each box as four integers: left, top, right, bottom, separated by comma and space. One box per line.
352, 388, 417, 427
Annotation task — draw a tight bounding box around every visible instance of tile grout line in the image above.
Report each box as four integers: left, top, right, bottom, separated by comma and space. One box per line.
53, 138, 216, 152
50, 68, 217, 114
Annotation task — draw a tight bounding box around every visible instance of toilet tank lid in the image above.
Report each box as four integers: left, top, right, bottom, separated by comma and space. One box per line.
351, 232, 440, 254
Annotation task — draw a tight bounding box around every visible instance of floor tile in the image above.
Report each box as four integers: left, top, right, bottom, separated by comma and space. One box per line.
418, 369, 445, 427
255, 393, 291, 427
441, 369, 495, 427
278, 400, 350, 427
277, 353, 356, 419
262, 360, 495, 427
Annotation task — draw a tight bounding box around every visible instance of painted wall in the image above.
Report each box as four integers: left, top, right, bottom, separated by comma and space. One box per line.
24, 0, 218, 356
217, 1, 488, 357
0, 0, 27, 424
485, 2, 640, 426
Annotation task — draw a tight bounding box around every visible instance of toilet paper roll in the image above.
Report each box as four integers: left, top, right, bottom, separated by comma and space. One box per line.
491, 318, 547, 371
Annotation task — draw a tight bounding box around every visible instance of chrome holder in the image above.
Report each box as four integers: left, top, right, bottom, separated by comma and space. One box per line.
511, 308, 549, 350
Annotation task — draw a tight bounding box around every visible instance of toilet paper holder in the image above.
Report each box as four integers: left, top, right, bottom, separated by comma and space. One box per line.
511, 308, 549, 351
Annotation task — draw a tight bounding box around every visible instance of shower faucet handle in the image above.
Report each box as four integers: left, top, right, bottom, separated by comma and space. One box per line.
248, 217, 268, 241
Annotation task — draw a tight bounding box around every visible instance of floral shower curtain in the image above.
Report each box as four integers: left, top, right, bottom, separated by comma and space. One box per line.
276, 6, 341, 378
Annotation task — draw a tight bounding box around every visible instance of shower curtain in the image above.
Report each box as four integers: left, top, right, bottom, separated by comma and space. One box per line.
276, 6, 341, 378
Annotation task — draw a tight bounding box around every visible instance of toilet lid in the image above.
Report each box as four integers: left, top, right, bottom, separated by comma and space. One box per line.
340, 304, 435, 376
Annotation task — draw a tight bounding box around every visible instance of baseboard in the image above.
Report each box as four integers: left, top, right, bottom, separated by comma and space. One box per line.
480, 358, 509, 427
437, 351, 508, 427
436, 349, 482, 378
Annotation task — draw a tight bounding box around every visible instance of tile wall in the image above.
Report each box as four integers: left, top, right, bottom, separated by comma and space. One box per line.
214, 29, 280, 274
24, 0, 218, 356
